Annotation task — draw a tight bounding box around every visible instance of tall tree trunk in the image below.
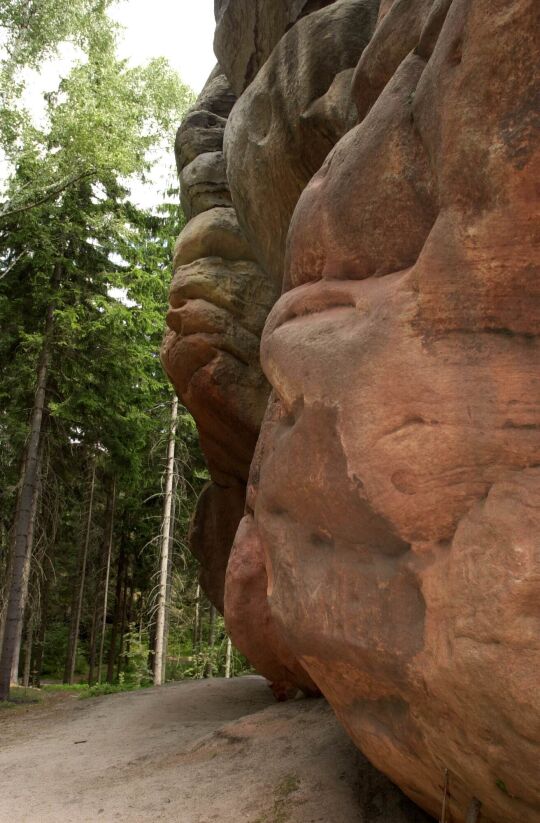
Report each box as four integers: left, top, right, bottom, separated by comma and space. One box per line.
465, 798, 482, 823
122, 581, 134, 676
0, 319, 52, 702
64, 459, 96, 684
31, 490, 58, 689
0, 522, 12, 658
225, 637, 232, 679
88, 481, 114, 684
124, 579, 135, 667
161, 474, 177, 679
22, 617, 33, 688
193, 583, 201, 648
32, 560, 51, 688
106, 536, 125, 683
87, 591, 99, 685
116, 560, 129, 681
97, 477, 116, 683
204, 605, 217, 678
9, 444, 44, 687
154, 396, 178, 687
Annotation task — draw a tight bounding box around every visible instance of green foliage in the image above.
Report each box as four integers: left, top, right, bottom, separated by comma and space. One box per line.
41, 624, 87, 678
0, 0, 115, 70
0, 2, 244, 696
174, 631, 251, 681
41, 683, 89, 693
1, 2, 194, 219
82, 681, 149, 698
495, 779, 514, 798
119, 626, 153, 687
0, 686, 43, 708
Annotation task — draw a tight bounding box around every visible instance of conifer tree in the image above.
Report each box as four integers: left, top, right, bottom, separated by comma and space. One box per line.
0, 8, 194, 699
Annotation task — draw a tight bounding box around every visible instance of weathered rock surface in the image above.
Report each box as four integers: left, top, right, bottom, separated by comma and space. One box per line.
214, 0, 339, 97
164, 64, 318, 695
225, 514, 319, 697
224, 0, 379, 283
164, 228, 274, 483
352, 0, 436, 119
230, 0, 539, 821
188, 481, 246, 614
162, 71, 275, 622
175, 110, 228, 172
166, 1, 540, 821
179, 152, 232, 221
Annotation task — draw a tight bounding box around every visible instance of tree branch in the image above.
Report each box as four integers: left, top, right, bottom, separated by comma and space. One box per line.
0, 250, 26, 280
0, 169, 95, 223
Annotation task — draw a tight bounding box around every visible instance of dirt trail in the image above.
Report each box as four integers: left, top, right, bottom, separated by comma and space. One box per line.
0, 677, 431, 822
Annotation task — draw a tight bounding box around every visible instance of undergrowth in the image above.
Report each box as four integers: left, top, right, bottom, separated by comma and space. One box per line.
0, 686, 43, 709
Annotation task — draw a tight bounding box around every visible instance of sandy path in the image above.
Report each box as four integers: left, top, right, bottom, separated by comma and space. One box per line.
0, 677, 431, 823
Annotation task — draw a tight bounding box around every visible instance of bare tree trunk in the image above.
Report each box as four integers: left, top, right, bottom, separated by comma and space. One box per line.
225, 637, 233, 679
204, 605, 217, 678
87, 592, 99, 685
97, 478, 116, 683
64, 460, 96, 684
161, 475, 177, 679
88, 492, 113, 686
154, 396, 178, 687
22, 618, 33, 688
106, 537, 125, 683
116, 560, 129, 681
32, 562, 51, 688
31, 492, 58, 689
193, 583, 201, 648
0, 522, 12, 657
123, 582, 134, 675
0, 319, 52, 702
9, 444, 44, 687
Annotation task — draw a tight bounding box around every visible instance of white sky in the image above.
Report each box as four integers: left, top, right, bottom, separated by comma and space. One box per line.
111, 0, 216, 94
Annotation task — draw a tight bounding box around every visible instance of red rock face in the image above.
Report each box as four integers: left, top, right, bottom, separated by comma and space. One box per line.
162, 68, 313, 689
164, 3, 381, 694
161, 70, 274, 617
225, 0, 540, 821
224, 0, 379, 283
167, 0, 539, 819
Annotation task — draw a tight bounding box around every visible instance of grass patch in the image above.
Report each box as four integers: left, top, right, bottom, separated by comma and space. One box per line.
79, 681, 151, 699
42, 683, 90, 693
0, 686, 43, 709
0, 681, 149, 709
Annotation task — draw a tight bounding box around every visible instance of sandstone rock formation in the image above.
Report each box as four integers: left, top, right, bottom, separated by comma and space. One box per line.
165, 0, 540, 821
162, 66, 316, 688
213, 0, 340, 97
162, 69, 274, 612
224, 0, 379, 282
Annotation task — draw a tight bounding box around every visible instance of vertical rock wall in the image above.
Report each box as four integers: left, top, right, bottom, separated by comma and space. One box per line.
161, 67, 273, 611
163, 1, 540, 821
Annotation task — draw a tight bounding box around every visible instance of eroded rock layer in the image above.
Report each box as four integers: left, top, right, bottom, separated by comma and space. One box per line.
224, 0, 379, 283
162, 69, 273, 614
162, 67, 314, 688
165, 1, 540, 821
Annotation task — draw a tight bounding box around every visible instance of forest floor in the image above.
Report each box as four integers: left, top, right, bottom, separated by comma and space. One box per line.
0, 676, 429, 823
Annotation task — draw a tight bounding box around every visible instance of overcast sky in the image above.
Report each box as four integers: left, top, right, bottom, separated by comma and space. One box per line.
112, 0, 216, 94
